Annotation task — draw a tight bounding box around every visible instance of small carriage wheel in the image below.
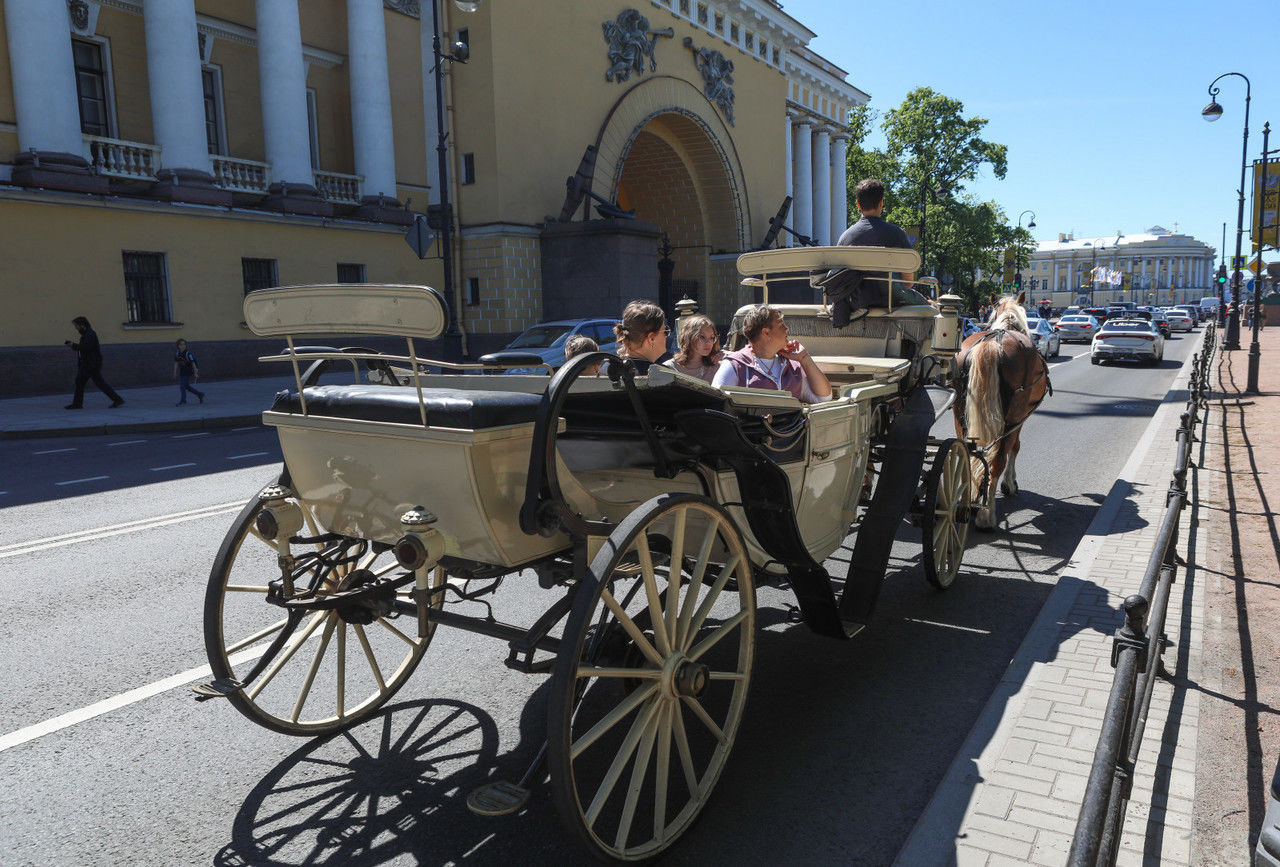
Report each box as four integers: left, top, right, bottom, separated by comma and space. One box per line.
548, 493, 756, 862
203, 473, 442, 736
921, 439, 972, 590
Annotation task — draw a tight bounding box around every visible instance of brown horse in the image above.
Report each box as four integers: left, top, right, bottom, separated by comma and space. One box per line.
953, 292, 1051, 530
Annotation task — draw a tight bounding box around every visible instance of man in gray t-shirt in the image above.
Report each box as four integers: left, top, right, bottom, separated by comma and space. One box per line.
837, 177, 916, 285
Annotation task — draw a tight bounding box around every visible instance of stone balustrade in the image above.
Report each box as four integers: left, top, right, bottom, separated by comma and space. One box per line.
212, 155, 270, 193
85, 135, 161, 181
314, 169, 363, 205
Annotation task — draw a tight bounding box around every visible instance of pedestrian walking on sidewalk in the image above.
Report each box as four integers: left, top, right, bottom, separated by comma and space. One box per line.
65, 316, 123, 409
173, 339, 205, 406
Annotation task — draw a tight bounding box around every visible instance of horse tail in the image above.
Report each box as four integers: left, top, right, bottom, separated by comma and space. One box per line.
964, 338, 1004, 499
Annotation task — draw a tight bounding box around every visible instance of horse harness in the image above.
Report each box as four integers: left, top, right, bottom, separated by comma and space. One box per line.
954, 328, 1053, 449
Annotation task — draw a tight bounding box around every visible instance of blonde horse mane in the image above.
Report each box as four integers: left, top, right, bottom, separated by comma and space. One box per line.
989, 295, 1029, 334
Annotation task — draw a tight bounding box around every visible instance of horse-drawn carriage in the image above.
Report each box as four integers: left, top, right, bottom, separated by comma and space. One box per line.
197, 247, 986, 861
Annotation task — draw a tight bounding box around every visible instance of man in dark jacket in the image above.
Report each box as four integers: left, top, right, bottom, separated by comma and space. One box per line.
65, 316, 124, 409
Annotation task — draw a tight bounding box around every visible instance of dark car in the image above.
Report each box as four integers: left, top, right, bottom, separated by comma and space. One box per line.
1083, 307, 1110, 323
1150, 313, 1171, 338
479, 318, 620, 374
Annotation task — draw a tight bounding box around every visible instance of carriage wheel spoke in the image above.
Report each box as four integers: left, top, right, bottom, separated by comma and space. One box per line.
688, 609, 748, 662
226, 584, 271, 594
571, 682, 659, 760
681, 694, 726, 743
576, 666, 662, 680
353, 623, 386, 690
653, 702, 673, 842
291, 613, 337, 722
636, 532, 671, 656
615, 699, 662, 850
600, 589, 664, 667
583, 697, 661, 826
706, 670, 745, 681
246, 610, 328, 700
671, 699, 700, 793
226, 615, 290, 654
378, 617, 418, 646
665, 510, 687, 652
676, 522, 719, 646
681, 553, 740, 653
336, 624, 346, 717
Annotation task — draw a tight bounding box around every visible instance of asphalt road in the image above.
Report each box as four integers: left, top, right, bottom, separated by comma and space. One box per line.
0, 329, 1201, 866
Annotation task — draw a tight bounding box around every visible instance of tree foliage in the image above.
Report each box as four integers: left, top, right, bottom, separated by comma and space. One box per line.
843, 88, 1015, 310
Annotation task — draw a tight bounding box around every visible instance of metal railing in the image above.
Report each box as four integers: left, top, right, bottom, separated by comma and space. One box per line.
1068, 321, 1216, 866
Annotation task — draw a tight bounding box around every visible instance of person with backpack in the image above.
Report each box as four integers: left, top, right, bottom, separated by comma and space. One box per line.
173, 339, 205, 405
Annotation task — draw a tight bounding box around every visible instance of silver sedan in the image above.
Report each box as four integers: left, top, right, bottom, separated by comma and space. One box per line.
1056, 314, 1101, 343
1025, 317, 1061, 358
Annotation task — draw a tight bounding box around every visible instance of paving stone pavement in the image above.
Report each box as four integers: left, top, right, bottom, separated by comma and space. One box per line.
896, 332, 1213, 866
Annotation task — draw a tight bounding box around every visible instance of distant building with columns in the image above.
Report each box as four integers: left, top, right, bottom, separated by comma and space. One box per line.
0, 0, 864, 394
1023, 226, 1217, 308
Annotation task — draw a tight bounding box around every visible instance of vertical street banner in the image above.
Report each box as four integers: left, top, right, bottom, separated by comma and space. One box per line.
1254, 159, 1278, 253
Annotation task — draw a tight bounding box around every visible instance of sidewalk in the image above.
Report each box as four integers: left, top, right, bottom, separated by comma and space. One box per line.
896, 326, 1230, 866
0, 374, 294, 439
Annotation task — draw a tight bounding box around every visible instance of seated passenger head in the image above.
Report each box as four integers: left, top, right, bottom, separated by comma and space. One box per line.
675, 314, 720, 367
564, 334, 601, 375
614, 300, 669, 363
855, 178, 886, 215
741, 305, 788, 356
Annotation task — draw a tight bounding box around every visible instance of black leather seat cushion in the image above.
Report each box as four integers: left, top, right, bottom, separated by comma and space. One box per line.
271, 384, 543, 429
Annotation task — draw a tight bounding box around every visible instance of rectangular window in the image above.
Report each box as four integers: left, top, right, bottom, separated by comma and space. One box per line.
759, 39, 768, 59
714, 13, 723, 33
122, 251, 171, 324
730, 22, 739, 41
461, 152, 476, 185
337, 263, 366, 284
202, 67, 226, 155
678, 0, 689, 14
745, 31, 754, 51
772, 46, 780, 66
467, 276, 480, 306
305, 88, 320, 169
73, 39, 110, 136
241, 258, 278, 296
696, 3, 707, 25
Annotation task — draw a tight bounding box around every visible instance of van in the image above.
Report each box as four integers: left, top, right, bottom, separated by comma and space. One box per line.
1200, 297, 1221, 312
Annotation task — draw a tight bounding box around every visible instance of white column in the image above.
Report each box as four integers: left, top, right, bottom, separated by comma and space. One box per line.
255, 0, 316, 189
4, 0, 82, 156
1052, 258, 1059, 293
347, 0, 397, 201
830, 134, 848, 240
784, 111, 794, 200
791, 120, 812, 243
812, 128, 831, 245
144, 0, 213, 175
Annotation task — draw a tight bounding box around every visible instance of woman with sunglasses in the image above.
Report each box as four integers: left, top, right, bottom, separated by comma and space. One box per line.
665, 314, 723, 384
613, 300, 672, 373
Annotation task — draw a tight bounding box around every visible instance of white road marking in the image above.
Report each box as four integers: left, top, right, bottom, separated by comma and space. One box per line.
227, 452, 269, 460
173, 432, 209, 439
903, 617, 992, 635
0, 645, 265, 755
150, 463, 197, 471
107, 439, 146, 447
0, 501, 243, 559
232, 426, 259, 432
55, 475, 108, 486
32, 447, 76, 455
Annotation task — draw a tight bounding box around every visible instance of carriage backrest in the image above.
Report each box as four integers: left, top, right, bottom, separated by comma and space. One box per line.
243, 284, 448, 339
726, 303, 938, 361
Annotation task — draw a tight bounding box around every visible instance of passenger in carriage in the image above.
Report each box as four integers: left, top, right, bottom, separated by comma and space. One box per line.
613, 300, 673, 373
664, 314, 723, 384
712, 305, 832, 403
837, 178, 917, 286
563, 335, 602, 375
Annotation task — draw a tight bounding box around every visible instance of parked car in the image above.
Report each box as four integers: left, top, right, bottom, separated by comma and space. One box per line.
1083, 306, 1110, 324
961, 317, 983, 339
1056, 314, 1102, 343
1025, 316, 1061, 358
1091, 318, 1165, 365
1165, 310, 1195, 332
478, 318, 620, 374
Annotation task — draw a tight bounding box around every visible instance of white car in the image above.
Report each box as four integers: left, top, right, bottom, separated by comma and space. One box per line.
1165, 310, 1195, 332
1025, 317, 1061, 358
1056, 314, 1101, 343
1091, 318, 1165, 365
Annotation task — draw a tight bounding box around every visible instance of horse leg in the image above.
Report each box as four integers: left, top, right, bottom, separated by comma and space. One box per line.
1001, 429, 1022, 496
976, 442, 1007, 531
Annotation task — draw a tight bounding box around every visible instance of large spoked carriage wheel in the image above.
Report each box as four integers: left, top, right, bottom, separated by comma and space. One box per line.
548, 494, 756, 862
921, 439, 973, 590
203, 474, 442, 736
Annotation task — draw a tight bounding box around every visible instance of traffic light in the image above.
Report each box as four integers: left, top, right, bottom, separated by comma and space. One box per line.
1217, 265, 1228, 287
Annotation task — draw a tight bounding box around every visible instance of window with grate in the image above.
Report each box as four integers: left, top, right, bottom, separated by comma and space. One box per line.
697, 3, 707, 25
337, 263, 366, 284
241, 258, 278, 296
122, 252, 171, 324
202, 68, 225, 155
467, 276, 480, 306
461, 153, 476, 185
73, 39, 110, 136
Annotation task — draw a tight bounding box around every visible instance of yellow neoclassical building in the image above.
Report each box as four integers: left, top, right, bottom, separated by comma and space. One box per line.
0, 0, 864, 394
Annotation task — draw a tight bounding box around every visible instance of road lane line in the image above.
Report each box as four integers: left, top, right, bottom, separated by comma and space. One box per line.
0, 645, 265, 755
55, 475, 108, 486
232, 426, 259, 432
173, 432, 209, 439
107, 439, 146, 447
227, 452, 269, 460
903, 617, 992, 635
32, 447, 76, 455
150, 463, 197, 471
0, 501, 243, 559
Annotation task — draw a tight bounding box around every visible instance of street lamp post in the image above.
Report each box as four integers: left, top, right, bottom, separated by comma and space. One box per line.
1247, 122, 1272, 394
1015, 210, 1036, 295
427, 0, 480, 338
1202, 71, 1252, 350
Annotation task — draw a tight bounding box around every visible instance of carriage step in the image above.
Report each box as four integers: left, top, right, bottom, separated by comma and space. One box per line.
466, 781, 530, 816
190, 678, 244, 701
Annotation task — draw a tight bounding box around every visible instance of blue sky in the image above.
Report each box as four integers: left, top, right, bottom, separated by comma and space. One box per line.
783, 0, 1280, 263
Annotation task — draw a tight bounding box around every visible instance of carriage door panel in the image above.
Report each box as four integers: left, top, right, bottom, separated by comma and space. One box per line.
796, 400, 869, 562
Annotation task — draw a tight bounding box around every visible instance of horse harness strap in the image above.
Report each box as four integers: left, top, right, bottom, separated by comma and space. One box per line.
955, 327, 1053, 441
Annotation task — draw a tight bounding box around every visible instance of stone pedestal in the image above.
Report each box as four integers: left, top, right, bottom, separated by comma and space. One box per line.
354, 194, 413, 225
150, 168, 232, 206
540, 218, 663, 320
260, 182, 334, 218
12, 151, 108, 194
